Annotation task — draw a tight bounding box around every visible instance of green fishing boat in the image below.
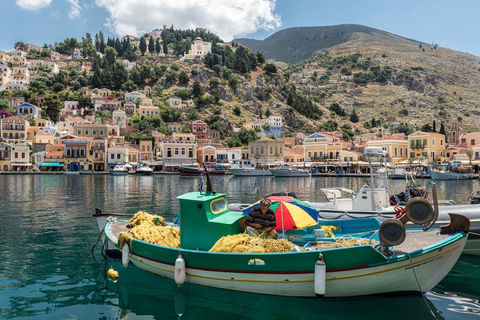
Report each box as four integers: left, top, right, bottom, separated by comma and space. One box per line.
103, 174, 469, 298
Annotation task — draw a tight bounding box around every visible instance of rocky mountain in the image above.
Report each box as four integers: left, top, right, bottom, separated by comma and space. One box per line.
236, 24, 480, 133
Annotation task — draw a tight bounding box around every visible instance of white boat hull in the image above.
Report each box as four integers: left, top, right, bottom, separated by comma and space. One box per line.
270, 168, 311, 177
229, 169, 273, 176
121, 236, 466, 297
430, 170, 473, 180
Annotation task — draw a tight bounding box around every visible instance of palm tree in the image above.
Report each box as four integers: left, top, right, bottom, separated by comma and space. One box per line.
466, 150, 474, 166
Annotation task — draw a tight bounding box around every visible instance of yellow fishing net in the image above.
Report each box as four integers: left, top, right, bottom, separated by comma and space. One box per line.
119, 211, 180, 248
321, 225, 339, 238
209, 233, 302, 253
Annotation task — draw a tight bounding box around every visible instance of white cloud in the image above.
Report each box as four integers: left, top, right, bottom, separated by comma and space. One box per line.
16, 0, 51, 10
95, 0, 281, 41
67, 0, 81, 18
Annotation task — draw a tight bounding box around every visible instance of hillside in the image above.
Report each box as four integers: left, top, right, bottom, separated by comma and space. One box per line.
236, 24, 480, 132
235, 24, 423, 66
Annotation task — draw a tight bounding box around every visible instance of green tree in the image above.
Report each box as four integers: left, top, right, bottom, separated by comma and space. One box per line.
192, 80, 202, 97
139, 36, 147, 56
432, 120, 437, 132
121, 80, 137, 92
264, 62, 277, 75
228, 75, 239, 93
155, 38, 161, 56
256, 52, 265, 64
371, 117, 376, 128
233, 106, 241, 116
148, 36, 154, 55
24, 114, 36, 126
350, 109, 359, 123
178, 71, 190, 85
209, 77, 220, 89
43, 93, 62, 122
176, 89, 191, 100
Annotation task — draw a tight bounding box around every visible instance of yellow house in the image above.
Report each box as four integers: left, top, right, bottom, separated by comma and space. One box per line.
338, 150, 362, 162
1, 116, 27, 144
243, 120, 264, 130
0, 142, 12, 171
284, 147, 304, 164
35, 133, 55, 144
138, 105, 160, 117
303, 133, 343, 162
11, 143, 31, 171
197, 145, 217, 165
139, 140, 153, 161
408, 131, 446, 163
112, 109, 127, 128
366, 138, 408, 164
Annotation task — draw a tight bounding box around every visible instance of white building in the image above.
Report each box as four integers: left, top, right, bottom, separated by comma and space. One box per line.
125, 91, 146, 102
184, 37, 212, 59
266, 116, 282, 127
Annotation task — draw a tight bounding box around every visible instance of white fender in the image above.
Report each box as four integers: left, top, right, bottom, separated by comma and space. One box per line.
314, 253, 326, 298
122, 243, 129, 268
174, 254, 186, 287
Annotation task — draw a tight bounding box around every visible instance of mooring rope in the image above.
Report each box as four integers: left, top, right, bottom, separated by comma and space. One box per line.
406, 252, 439, 320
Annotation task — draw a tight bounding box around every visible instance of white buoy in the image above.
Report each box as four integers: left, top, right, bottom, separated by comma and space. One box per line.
122, 243, 129, 268
314, 253, 326, 298
174, 253, 186, 287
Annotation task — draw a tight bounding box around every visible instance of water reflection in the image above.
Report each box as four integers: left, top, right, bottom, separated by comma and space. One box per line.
0, 174, 479, 319
106, 258, 442, 320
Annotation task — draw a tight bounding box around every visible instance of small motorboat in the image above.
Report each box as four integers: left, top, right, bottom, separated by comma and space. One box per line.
135, 163, 153, 175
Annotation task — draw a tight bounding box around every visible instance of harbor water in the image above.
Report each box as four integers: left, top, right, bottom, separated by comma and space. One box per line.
1, 174, 479, 319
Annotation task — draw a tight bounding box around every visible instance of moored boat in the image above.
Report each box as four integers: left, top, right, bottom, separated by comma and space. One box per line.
270, 167, 311, 177
135, 162, 153, 175
111, 163, 129, 175
179, 163, 226, 176
430, 167, 473, 180
229, 159, 272, 176
101, 171, 468, 298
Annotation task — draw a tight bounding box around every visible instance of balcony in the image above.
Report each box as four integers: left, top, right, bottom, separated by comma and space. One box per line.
93, 144, 106, 150
410, 144, 426, 150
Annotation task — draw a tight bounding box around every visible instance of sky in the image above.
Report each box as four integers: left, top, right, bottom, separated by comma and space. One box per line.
3, 0, 480, 56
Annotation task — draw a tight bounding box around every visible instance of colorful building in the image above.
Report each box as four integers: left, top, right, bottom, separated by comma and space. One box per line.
1, 116, 27, 144
408, 131, 446, 164
248, 137, 285, 163
366, 138, 408, 164
303, 133, 343, 162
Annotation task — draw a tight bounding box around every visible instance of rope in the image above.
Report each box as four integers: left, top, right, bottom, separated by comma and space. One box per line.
406, 252, 439, 320
469, 231, 480, 236
318, 211, 392, 220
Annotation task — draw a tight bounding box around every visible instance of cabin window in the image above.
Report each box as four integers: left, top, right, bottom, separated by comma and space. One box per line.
210, 198, 227, 215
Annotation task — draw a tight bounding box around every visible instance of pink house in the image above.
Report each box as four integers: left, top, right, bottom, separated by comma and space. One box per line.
124, 102, 136, 114
189, 120, 208, 140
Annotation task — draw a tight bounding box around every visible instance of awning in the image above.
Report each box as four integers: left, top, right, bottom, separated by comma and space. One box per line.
41, 162, 64, 167
12, 163, 32, 166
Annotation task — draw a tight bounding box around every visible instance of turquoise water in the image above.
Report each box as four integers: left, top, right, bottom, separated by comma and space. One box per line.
0, 174, 479, 319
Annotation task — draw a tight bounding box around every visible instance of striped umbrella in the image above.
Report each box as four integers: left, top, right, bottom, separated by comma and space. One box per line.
242, 196, 318, 230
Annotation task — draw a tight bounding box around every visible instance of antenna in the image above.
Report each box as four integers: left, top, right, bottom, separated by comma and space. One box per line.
203, 163, 214, 193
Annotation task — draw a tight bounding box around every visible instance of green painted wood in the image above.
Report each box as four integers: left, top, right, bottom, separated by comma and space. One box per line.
177, 191, 243, 251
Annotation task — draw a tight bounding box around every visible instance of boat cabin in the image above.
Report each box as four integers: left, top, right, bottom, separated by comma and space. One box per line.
177, 191, 245, 250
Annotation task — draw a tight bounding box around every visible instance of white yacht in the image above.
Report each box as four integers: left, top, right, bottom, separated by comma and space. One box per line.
229, 159, 273, 176
111, 164, 129, 175
135, 162, 153, 175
